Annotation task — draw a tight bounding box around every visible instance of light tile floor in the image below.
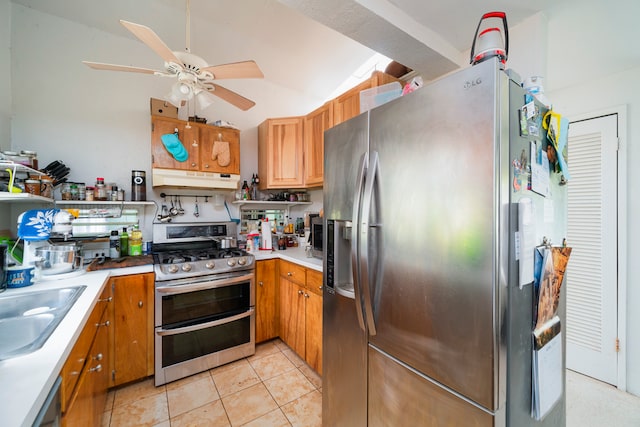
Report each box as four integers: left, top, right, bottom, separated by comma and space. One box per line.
102, 339, 322, 427
103, 340, 640, 427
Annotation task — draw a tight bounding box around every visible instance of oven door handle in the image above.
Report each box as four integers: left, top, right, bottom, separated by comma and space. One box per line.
156, 308, 254, 336
155, 273, 254, 295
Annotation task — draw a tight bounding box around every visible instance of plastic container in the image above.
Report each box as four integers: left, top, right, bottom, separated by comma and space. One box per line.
120, 228, 129, 257
359, 81, 402, 114
129, 225, 143, 256
109, 230, 120, 258
95, 177, 107, 201
6, 266, 35, 288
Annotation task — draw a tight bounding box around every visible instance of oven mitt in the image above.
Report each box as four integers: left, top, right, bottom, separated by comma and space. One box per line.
161, 132, 188, 162
212, 139, 231, 167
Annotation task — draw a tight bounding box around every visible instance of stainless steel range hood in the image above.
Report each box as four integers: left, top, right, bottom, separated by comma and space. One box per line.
152, 168, 240, 189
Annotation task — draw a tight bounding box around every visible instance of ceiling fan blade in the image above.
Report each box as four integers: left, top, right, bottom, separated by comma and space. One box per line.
206, 84, 256, 111
120, 20, 183, 67
201, 60, 264, 79
82, 61, 159, 74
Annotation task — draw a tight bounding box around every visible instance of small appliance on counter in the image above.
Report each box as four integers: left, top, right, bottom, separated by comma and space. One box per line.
16, 209, 84, 278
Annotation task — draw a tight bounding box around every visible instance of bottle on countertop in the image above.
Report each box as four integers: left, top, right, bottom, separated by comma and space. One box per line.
109, 230, 120, 258
120, 227, 129, 257
242, 180, 250, 200
129, 225, 143, 256
251, 174, 259, 200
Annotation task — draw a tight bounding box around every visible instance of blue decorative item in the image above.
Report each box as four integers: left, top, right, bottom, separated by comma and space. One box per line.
161, 133, 189, 162
18, 209, 60, 241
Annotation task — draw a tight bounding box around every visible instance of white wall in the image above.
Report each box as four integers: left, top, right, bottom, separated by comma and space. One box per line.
549, 66, 640, 396
8, 4, 325, 226
544, 1, 640, 395
0, 0, 12, 230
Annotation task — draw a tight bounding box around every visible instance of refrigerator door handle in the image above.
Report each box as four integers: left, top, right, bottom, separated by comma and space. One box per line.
350, 152, 367, 331
360, 151, 379, 336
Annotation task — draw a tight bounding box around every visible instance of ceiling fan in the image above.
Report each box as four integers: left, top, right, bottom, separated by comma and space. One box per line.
82, 0, 263, 111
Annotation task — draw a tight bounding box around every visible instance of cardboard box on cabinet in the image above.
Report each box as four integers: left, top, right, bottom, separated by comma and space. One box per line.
150, 98, 179, 119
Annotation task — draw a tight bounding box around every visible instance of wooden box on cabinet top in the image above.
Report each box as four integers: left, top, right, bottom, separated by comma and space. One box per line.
151, 116, 240, 175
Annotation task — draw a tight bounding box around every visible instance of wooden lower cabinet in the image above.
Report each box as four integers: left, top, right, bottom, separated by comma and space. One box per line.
278, 260, 323, 374
279, 277, 307, 357
61, 285, 111, 426
109, 273, 155, 387
256, 259, 279, 343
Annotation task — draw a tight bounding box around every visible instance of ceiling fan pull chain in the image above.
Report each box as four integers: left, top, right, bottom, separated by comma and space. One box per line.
185, 0, 191, 53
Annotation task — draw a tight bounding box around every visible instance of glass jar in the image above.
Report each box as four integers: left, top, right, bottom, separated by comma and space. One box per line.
85, 186, 95, 201
61, 183, 72, 200
70, 183, 79, 200
95, 178, 107, 201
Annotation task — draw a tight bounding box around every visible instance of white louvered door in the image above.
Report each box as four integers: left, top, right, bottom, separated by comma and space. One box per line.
566, 114, 618, 385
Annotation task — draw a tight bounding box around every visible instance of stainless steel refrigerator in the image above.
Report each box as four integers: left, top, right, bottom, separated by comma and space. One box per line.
323, 57, 567, 426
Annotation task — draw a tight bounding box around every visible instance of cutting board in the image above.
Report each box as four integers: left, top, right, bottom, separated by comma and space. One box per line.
86, 255, 154, 271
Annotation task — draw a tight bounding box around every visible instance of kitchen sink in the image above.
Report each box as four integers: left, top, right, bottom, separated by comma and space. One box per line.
0, 286, 86, 359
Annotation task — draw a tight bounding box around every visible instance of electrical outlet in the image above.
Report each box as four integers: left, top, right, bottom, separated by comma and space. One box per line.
84, 249, 107, 260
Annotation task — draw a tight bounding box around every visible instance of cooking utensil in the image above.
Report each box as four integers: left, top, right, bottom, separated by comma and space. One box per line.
170, 196, 178, 216
177, 196, 185, 215
5, 168, 22, 193
34, 245, 82, 275
194, 196, 200, 217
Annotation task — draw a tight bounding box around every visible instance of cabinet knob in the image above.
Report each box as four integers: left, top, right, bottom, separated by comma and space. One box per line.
191, 163, 197, 167
318, 286, 323, 291
298, 290, 304, 295
138, 301, 143, 308
259, 281, 264, 287
93, 353, 103, 361
204, 164, 210, 168
98, 296, 112, 303
96, 320, 110, 328
287, 272, 292, 276
89, 364, 102, 373
304, 293, 309, 298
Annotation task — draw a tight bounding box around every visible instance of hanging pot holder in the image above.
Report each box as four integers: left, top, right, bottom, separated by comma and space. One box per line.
212, 134, 231, 167
161, 131, 188, 162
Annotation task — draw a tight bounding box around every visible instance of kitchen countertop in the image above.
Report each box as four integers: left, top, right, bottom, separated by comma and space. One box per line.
0, 263, 154, 427
0, 250, 317, 426
251, 246, 323, 272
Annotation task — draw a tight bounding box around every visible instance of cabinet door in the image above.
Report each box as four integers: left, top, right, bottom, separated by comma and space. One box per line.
199, 125, 241, 175
63, 309, 109, 427
258, 117, 304, 189
304, 102, 332, 187
111, 273, 154, 386
256, 259, 278, 343
332, 79, 373, 126
305, 290, 323, 374
151, 116, 200, 170
279, 277, 305, 356
61, 285, 110, 413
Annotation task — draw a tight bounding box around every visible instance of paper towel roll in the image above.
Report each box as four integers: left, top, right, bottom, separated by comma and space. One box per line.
261, 219, 272, 250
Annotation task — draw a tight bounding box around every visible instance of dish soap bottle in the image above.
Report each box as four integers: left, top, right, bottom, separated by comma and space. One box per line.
129, 225, 143, 256
120, 227, 129, 257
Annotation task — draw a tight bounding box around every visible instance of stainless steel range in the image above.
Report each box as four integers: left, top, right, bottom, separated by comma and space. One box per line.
152, 222, 255, 386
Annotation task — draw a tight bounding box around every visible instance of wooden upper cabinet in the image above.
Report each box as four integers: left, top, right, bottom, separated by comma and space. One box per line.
304, 102, 333, 187
151, 116, 240, 175
258, 117, 304, 189
151, 116, 200, 171
332, 70, 403, 126
199, 125, 241, 175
